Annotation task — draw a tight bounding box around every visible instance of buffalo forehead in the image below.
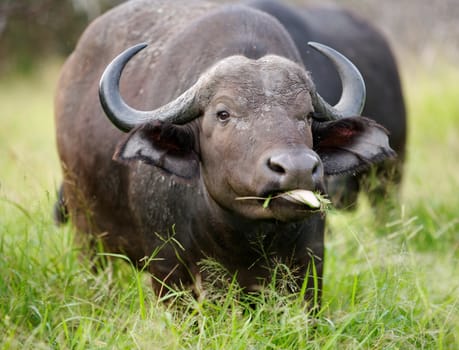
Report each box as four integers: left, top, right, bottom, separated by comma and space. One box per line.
208, 55, 313, 110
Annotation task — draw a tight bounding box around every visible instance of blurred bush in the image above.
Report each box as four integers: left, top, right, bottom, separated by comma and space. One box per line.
1, 0, 458, 75
305, 0, 459, 67
0, 0, 123, 75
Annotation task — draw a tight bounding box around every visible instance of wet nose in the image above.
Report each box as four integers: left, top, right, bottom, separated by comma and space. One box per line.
266, 149, 323, 190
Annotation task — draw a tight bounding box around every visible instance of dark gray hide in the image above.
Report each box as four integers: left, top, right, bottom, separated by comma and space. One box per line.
55, 0, 395, 302
248, 0, 406, 208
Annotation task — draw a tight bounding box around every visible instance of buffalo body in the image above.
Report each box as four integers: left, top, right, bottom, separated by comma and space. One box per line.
55, 0, 396, 301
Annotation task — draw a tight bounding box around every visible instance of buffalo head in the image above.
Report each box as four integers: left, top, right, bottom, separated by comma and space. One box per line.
99, 43, 394, 222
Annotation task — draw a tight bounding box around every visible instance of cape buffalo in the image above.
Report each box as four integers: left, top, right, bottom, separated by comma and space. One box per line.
248, 0, 406, 209
55, 0, 395, 302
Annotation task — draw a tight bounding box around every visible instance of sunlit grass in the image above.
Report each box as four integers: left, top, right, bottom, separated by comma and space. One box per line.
403, 63, 459, 204
0, 60, 61, 204
0, 60, 458, 348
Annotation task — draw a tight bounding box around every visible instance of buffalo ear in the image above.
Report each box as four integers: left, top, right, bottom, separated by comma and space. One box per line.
313, 117, 396, 176
114, 121, 199, 179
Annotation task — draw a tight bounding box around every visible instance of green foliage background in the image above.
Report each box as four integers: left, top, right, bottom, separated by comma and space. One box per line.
0, 0, 122, 74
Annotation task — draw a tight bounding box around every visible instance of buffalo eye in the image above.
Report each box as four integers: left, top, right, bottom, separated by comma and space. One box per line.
216, 110, 231, 123
306, 112, 314, 125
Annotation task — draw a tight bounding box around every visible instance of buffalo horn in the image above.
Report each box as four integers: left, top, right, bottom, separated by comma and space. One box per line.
308, 42, 366, 120
99, 42, 365, 131
99, 43, 200, 132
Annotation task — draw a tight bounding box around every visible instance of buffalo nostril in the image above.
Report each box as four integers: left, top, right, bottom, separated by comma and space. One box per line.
267, 158, 286, 174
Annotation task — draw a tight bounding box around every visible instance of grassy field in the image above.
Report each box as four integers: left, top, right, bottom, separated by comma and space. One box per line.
0, 59, 458, 349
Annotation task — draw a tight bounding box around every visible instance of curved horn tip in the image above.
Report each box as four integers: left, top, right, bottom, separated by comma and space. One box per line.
98, 43, 149, 132
307, 42, 362, 82
128, 42, 148, 54
307, 41, 329, 51
307, 42, 346, 59
307, 41, 366, 118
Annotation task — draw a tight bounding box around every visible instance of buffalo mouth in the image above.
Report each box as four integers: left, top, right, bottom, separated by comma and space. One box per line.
236, 189, 330, 213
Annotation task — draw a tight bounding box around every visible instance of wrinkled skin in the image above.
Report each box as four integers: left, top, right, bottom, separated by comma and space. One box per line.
248, 0, 406, 209
55, 0, 395, 303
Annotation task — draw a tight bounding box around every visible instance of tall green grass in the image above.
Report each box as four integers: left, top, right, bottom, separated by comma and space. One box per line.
0, 61, 458, 349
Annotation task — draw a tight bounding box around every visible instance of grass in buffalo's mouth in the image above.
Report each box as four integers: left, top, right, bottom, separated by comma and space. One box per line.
235, 190, 331, 211
263, 194, 273, 209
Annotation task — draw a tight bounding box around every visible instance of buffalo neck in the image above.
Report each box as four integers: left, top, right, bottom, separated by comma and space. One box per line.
188, 177, 310, 266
